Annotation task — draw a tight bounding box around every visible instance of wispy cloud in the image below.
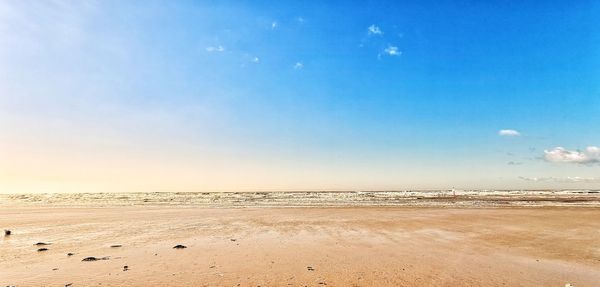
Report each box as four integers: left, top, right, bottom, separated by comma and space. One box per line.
271, 21, 278, 29
543, 146, 600, 164
296, 17, 305, 24
368, 24, 383, 35
205, 45, 224, 52
498, 129, 520, 136
507, 161, 523, 165
383, 45, 401, 56
363, 25, 405, 59
293, 62, 303, 69
252, 56, 260, 63
519, 176, 600, 183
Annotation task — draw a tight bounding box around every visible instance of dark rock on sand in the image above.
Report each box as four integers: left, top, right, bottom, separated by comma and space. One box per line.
110, 245, 122, 248
34, 242, 51, 246
4, 229, 11, 236
307, 266, 315, 271
123, 265, 129, 271
82, 256, 110, 261
37, 248, 49, 252
67, 253, 74, 256
173, 244, 187, 249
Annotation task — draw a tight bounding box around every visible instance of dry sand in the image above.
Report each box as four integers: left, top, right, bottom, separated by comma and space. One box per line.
1, 206, 600, 286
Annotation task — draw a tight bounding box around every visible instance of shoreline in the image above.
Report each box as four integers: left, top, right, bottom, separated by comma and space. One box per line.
2, 190, 600, 208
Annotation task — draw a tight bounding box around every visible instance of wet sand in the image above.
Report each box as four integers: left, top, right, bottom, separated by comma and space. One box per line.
1, 206, 599, 286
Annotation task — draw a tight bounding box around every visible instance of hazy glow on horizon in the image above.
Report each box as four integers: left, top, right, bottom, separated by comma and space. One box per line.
1, 1, 599, 193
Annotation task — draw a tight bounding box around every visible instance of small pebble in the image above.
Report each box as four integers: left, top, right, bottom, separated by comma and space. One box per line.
37, 248, 49, 252
173, 244, 187, 249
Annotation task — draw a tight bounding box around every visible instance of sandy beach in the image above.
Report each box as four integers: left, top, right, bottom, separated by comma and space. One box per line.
2, 204, 599, 286
3, 0, 598, 285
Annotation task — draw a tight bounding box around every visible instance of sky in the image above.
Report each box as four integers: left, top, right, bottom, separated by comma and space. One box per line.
0, 0, 599, 193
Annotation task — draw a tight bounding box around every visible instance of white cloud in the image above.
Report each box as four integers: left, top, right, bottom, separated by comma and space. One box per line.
293, 62, 303, 69
543, 146, 600, 164
296, 17, 305, 23
383, 45, 400, 56
587, 146, 600, 157
252, 56, 260, 63
498, 129, 520, 136
368, 24, 383, 35
519, 176, 600, 183
271, 21, 278, 29
205, 45, 224, 52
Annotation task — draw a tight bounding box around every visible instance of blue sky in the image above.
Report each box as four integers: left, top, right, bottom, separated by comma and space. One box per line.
0, 0, 599, 193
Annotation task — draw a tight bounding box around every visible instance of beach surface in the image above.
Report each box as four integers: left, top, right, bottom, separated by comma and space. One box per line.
1, 201, 600, 286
